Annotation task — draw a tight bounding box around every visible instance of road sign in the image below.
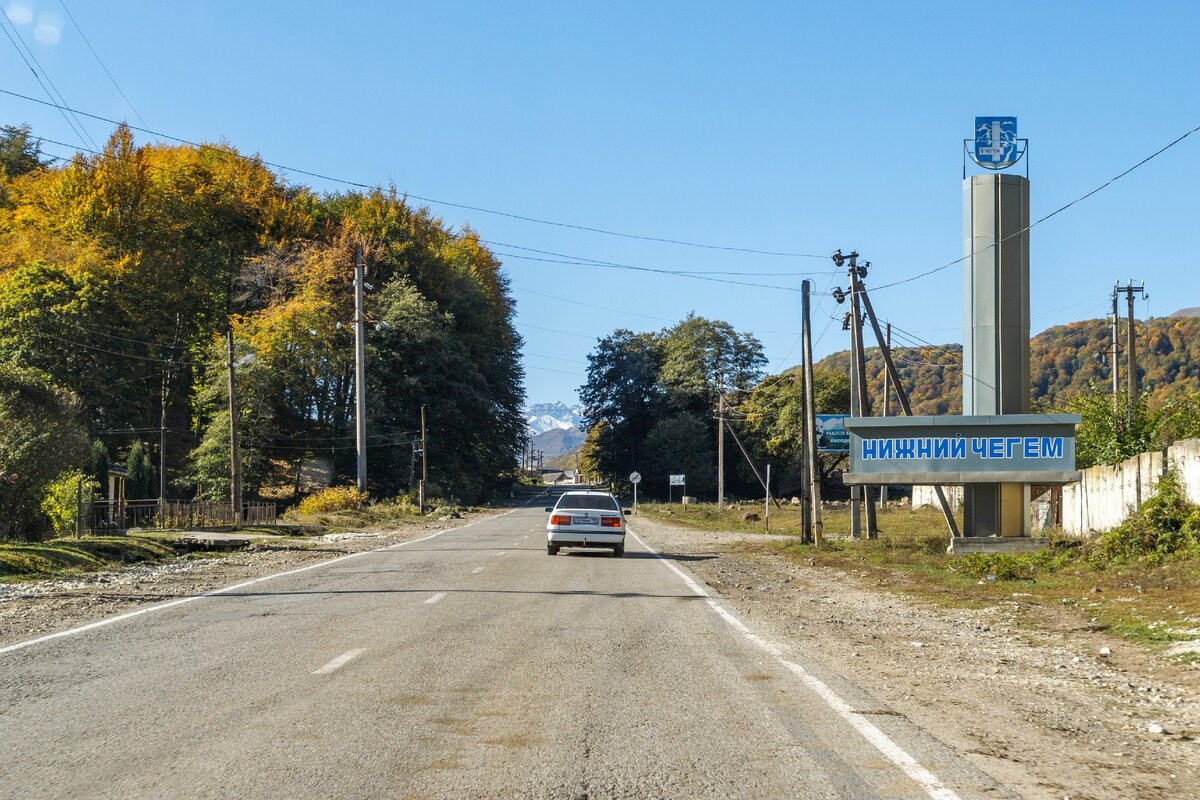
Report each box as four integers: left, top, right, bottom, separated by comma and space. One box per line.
669, 474, 685, 486
815, 415, 849, 453
842, 414, 1080, 485
629, 472, 641, 485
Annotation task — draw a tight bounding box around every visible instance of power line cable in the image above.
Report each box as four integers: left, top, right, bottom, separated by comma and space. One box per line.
873, 121, 1200, 292
0, 86, 827, 259
0, 17, 94, 150
56, 0, 149, 129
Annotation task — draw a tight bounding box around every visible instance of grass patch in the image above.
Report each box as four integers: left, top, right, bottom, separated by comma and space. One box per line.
282, 497, 479, 531
0, 536, 178, 581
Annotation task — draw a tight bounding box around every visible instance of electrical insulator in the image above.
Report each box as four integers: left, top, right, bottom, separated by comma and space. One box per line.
841, 313, 852, 331
832, 287, 846, 304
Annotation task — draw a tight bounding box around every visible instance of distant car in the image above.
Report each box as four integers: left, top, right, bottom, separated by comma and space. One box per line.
545, 491, 627, 557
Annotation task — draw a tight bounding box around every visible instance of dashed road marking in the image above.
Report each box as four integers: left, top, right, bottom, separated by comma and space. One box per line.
423, 592, 448, 605
628, 529, 962, 800
496, 551, 507, 557
313, 648, 365, 675
471, 566, 485, 575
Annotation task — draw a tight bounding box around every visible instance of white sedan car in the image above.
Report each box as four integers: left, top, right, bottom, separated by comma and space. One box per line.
545, 491, 627, 557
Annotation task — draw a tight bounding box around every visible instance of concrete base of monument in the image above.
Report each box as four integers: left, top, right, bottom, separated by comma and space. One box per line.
949, 536, 1050, 555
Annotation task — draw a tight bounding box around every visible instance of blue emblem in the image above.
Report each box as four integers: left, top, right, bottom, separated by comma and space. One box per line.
974, 116, 1019, 168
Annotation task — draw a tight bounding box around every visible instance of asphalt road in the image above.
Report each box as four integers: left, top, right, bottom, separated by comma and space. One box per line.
1, 496, 1010, 799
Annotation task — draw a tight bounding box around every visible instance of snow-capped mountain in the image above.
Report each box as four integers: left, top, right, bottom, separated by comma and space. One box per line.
525, 402, 585, 435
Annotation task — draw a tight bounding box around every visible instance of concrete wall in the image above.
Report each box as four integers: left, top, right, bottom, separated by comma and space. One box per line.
913, 438, 1200, 536
912, 484, 963, 511
1061, 451, 1163, 535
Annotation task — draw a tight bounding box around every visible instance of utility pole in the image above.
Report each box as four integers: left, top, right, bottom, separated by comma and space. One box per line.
1110, 288, 1121, 415
844, 251, 877, 538
764, 463, 771, 534
419, 404, 427, 513
880, 322, 891, 509
717, 382, 725, 512
226, 330, 242, 527
801, 279, 822, 545
353, 245, 367, 494
858, 285, 961, 538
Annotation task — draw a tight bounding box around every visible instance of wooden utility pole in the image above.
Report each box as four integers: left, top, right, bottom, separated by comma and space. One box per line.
858, 287, 961, 538
226, 329, 243, 527
801, 280, 822, 544
353, 245, 367, 493
717, 384, 725, 512
420, 404, 428, 513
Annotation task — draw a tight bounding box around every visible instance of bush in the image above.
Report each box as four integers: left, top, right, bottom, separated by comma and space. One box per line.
1095, 470, 1200, 563
40, 470, 100, 537
296, 486, 368, 515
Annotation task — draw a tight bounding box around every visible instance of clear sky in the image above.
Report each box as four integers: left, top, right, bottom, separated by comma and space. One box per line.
3, 1, 1198, 408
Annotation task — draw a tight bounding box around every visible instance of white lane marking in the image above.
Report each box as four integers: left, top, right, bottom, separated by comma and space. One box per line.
423, 592, 447, 605
312, 648, 365, 675
627, 529, 962, 800
471, 567, 485, 574
496, 551, 507, 557
0, 507, 528, 656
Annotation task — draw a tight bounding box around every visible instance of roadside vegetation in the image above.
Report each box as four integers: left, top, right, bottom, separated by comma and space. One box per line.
640, 473, 1200, 658
0, 536, 177, 581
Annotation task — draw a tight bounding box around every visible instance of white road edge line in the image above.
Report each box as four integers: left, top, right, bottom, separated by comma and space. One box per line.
423, 592, 448, 605
312, 648, 365, 675
627, 529, 962, 800
0, 505, 529, 656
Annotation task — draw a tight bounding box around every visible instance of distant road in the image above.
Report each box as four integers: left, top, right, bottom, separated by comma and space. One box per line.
1, 497, 1007, 799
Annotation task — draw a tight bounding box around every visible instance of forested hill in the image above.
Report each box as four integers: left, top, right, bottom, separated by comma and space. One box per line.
817, 316, 1200, 415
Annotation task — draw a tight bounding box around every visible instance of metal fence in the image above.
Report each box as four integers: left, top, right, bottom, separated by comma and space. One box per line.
82, 498, 276, 533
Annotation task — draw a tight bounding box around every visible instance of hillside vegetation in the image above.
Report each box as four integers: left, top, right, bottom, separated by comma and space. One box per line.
818, 316, 1200, 415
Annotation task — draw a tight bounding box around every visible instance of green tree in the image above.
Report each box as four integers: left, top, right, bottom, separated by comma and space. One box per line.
124, 440, 156, 498
643, 413, 716, 498
0, 365, 89, 539
0, 124, 44, 179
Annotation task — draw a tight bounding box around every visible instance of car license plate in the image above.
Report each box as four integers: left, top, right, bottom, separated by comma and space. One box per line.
574, 515, 599, 525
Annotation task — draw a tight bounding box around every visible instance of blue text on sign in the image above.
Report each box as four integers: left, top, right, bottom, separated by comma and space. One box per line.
860, 436, 1063, 461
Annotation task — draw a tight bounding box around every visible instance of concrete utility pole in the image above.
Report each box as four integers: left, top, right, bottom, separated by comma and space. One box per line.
880, 322, 891, 508
716, 383, 725, 512
226, 330, 243, 526
764, 463, 771, 534
801, 280, 822, 545
419, 404, 428, 513
1110, 289, 1121, 415
353, 245, 367, 493
1116, 280, 1147, 414
846, 252, 877, 538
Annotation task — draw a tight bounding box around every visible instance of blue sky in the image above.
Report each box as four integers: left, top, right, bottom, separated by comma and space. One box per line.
3, 1, 1198, 407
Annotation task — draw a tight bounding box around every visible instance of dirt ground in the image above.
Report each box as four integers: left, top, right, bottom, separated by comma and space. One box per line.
3, 508, 1198, 799
632, 516, 1200, 800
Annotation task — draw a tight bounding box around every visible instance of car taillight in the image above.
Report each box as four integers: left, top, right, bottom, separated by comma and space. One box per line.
550, 515, 572, 525
600, 516, 621, 527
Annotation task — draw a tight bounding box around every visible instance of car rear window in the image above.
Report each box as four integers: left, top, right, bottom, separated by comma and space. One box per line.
555, 495, 620, 511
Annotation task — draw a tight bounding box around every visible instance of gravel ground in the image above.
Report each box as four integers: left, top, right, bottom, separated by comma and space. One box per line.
631, 516, 1200, 800
0, 510, 495, 646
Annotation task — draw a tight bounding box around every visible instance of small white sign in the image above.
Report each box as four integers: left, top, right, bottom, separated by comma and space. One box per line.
669, 474, 686, 486
629, 471, 642, 485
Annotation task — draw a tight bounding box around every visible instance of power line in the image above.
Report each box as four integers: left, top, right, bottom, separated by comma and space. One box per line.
0, 17, 94, 150
0, 86, 826, 259
873, 120, 1200, 292
56, 0, 149, 130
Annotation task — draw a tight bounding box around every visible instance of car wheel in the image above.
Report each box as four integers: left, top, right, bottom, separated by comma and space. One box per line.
548, 544, 559, 556
613, 544, 624, 557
